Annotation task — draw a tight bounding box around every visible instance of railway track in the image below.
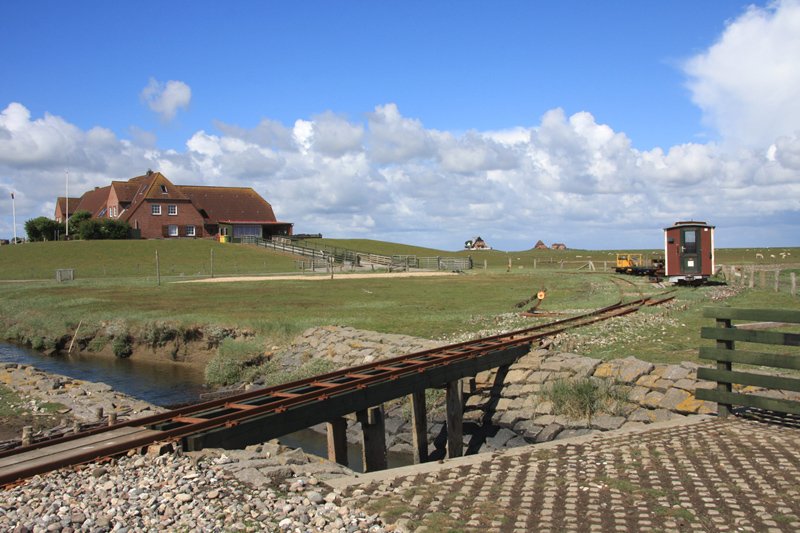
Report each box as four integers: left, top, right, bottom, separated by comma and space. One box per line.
0, 292, 675, 487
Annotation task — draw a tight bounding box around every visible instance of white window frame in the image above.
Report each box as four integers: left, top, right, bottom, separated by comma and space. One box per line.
186, 225, 196, 237
168, 224, 179, 237
151, 204, 162, 216
168, 204, 178, 216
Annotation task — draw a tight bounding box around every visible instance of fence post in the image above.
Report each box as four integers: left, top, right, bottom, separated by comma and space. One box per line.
792, 272, 797, 296
716, 317, 733, 418
760, 270, 766, 288
156, 250, 160, 286
749, 266, 755, 288
774, 270, 780, 292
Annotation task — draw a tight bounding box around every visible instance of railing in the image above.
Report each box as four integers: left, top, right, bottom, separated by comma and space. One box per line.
239, 237, 472, 271
696, 307, 800, 417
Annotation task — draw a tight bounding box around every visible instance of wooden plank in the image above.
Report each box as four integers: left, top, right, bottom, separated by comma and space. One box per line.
699, 347, 800, 370
326, 418, 348, 467
701, 327, 800, 347
409, 390, 428, 464
715, 317, 733, 418
697, 367, 800, 393
703, 307, 800, 323
0, 427, 156, 469
0, 427, 161, 476
357, 407, 387, 473
695, 389, 800, 415
446, 380, 463, 459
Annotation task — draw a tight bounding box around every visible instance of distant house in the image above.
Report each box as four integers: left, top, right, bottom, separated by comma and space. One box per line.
54, 197, 81, 223
533, 240, 548, 250
464, 236, 491, 250
56, 171, 292, 240
551, 243, 567, 250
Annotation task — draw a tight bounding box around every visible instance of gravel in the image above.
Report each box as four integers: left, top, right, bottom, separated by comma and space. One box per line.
0, 450, 389, 533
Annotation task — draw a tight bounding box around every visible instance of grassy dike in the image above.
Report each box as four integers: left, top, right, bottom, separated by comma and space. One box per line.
0, 239, 797, 386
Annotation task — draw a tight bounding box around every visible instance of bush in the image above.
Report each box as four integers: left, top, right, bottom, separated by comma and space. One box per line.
205, 338, 265, 386
112, 334, 133, 358
68, 210, 92, 235
141, 322, 177, 348
543, 377, 629, 422
77, 218, 131, 240
24, 217, 60, 241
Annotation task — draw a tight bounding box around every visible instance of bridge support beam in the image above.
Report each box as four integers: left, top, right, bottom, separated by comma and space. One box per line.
409, 390, 428, 464
446, 379, 463, 459
326, 417, 349, 467
357, 406, 387, 472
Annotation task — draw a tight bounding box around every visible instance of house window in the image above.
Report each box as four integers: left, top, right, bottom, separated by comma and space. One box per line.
168, 204, 177, 216
151, 204, 162, 215
160, 185, 168, 194
233, 225, 262, 238
168, 224, 178, 237
109, 206, 117, 218
186, 225, 196, 237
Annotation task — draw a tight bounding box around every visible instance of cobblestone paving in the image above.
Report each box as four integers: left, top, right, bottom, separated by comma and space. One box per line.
344, 416, 800, 532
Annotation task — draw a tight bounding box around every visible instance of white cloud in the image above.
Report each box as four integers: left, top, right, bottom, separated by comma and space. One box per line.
684, 0, 800, 147
1, 100, 798, 249
140, 78, 192, 121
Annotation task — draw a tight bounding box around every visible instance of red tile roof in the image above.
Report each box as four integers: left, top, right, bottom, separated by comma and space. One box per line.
179, 186, 281, 224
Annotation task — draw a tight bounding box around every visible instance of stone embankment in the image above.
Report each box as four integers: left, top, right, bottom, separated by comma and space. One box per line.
274, 326, 799, 456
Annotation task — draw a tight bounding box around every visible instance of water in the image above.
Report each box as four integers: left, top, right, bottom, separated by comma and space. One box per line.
0, 342, 413, 472
0, 342, 208, 406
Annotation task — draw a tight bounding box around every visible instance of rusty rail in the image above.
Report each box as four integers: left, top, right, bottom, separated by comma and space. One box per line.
0, 292, 674, 486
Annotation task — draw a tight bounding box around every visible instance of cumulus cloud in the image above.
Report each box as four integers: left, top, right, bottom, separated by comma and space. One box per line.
140, 78, 192, 121
1, 99, 798, 248
684, 0, 800, 147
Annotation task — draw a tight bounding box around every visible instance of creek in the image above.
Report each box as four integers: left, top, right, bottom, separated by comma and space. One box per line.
0, 342, 411, 472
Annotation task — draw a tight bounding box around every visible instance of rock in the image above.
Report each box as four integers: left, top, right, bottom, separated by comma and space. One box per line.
535, 423, 562, 442
591, 415, 626, 431
555, 428, 594, 440
486, 428, 517, 448
659, 388, 692, 411
306, 491, 324, 504
594, 357, 654, 383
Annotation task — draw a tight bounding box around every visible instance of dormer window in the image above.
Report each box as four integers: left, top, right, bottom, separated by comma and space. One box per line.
160, 185, 168, 194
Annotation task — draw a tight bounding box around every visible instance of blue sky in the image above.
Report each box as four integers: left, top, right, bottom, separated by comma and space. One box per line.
1, 1, 799, 250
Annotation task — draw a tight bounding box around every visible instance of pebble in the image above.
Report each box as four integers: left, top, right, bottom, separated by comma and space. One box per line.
0, 452, 386, 532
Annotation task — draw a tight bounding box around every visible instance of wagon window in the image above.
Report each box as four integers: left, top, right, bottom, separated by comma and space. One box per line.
683, 230, 697, 253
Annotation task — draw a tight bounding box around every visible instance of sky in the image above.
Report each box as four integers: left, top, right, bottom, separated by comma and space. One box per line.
1, 0, 799, 250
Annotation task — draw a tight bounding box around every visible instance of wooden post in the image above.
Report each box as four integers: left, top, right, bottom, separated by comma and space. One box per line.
792, 272, 797, 296
357, 406, 387, 472
749, 266, 755, 288
445, 380, 463, 459
156, 250, 161, 286
774, 270, 780, 292
759, 270, 766, 288
507, 257, 511, 273
21, 426, 32, 447
483, 259, 487, 270
409, 391, 428, 464
95, 406, 104, 420
534, 259, 537, 270
716, 318, 734, 418
326, 417, 349, 467
210, 249, 214, 278
108, 411, 117, 426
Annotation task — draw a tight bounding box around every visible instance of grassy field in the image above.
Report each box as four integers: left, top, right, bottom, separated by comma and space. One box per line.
0, 239, 797, 371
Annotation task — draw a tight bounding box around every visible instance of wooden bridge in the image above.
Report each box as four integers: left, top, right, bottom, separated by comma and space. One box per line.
0, 295, 674, 486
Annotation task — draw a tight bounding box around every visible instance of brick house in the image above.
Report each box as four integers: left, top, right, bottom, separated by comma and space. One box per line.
57, 171, 292, 239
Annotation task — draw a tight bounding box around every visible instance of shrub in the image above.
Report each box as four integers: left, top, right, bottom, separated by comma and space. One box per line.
205, 338, 264, 386
112, 334, 133, 358
87, 335, 109, 352
543, 377, 629, 422
68, 210, 92, 235
77, 218, 131, 240
141, 321, 177, 348
24, 217, 60, 241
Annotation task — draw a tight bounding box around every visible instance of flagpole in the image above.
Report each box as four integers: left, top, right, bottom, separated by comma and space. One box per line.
65, 170, 69, 238
11, 192, 17, 244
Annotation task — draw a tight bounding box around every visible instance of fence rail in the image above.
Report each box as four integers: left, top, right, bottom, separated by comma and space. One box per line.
240, 237, 472, 271
695, 307, 800, 417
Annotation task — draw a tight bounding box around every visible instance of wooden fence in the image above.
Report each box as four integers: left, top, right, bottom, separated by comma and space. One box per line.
696, 307, 800, 417
720, 265, 798, 296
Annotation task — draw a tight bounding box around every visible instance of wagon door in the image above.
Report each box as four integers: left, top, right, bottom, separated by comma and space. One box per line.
680, 228, 701, 274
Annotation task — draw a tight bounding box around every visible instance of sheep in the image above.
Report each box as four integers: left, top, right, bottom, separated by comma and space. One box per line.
756, 253, 764, 260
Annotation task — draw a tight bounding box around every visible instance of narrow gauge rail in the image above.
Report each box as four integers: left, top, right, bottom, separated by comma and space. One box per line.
0, 292, 674, 487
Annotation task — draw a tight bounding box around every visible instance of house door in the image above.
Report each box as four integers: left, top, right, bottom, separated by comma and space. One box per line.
681, 228, 701, 274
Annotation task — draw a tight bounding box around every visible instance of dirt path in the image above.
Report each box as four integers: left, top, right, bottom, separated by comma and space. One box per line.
175, 271, 461, 284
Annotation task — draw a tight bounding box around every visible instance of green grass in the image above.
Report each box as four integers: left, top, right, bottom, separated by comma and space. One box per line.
0, 239, 299, 280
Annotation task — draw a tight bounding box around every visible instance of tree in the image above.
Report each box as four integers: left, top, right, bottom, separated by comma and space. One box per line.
24, 217, 60, 241
68, 210, 92, 235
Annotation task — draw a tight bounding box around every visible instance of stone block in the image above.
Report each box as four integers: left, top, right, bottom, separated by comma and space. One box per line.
499, 410, 524, 427
505, 369, 533, 383
529, 371, 552, 384
487, 428, 518, 448
674, 395, 706, 414
659, 388, 691, 411
628, 386, 650, 404
534, 401, 553, 415
635, 374, 661, 389
660, 365, 692, 381
533, 414, 556, 426
672, 379, 696, 391
642, 391, 665, 408
555, 428, 594, 440
591, 415, 626, 431
653, 379, 675, 392
535, 423, 563, 443
514, 420, 543, 440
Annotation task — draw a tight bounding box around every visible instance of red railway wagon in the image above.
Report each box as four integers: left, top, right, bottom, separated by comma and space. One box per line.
664, 221, 715, 284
